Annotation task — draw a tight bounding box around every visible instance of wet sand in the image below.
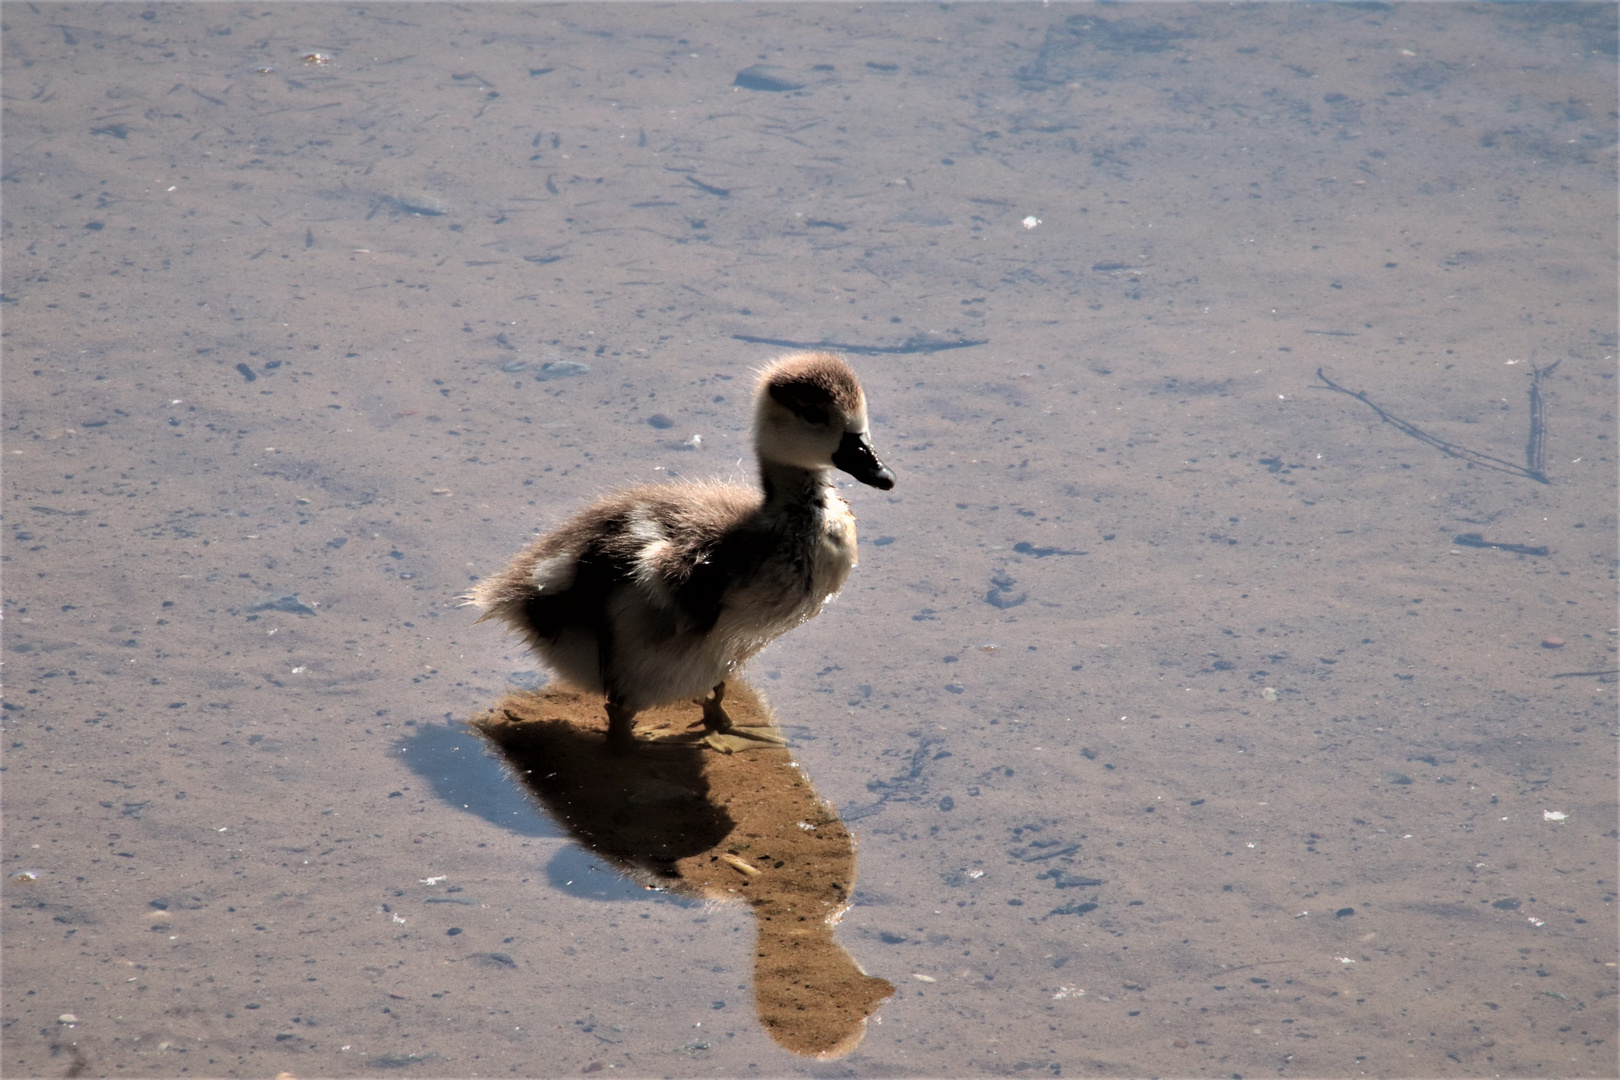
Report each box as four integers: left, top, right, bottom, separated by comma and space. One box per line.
3, 4, 1616, 1077
471, 682, 895, 1059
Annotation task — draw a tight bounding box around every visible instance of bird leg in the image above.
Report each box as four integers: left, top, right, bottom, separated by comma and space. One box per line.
697, 681, 787, 750
597, 631, 641, 752
605, 696, 639, 752
699, 681, 735, 732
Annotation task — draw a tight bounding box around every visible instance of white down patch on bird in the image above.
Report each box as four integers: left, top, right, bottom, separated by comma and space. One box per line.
625, 507, 678, 607
528, 553, 578, 595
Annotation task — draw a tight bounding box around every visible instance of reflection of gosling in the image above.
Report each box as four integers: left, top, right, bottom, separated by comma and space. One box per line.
471, 681, 894, 1057
473, 352, 894, 749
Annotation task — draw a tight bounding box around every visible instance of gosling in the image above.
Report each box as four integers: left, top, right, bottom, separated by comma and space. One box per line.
472, 351, 894, 749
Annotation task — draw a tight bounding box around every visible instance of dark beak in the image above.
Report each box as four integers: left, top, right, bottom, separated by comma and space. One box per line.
832, 431, 895, 490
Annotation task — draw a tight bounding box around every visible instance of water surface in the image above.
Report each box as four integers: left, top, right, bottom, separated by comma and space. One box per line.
4, 4, 1615, 1076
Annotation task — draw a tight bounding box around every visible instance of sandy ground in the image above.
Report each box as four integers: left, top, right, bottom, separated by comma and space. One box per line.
3, 3, 1615, 1077
470, 682, 895, 1059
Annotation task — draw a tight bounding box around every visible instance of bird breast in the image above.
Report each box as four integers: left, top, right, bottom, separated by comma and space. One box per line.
811, 495, 858, 600
714, 491, 857, 655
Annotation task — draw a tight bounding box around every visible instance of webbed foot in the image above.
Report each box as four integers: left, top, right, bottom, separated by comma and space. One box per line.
701, 727, 790, 754
695, 683, 787, 751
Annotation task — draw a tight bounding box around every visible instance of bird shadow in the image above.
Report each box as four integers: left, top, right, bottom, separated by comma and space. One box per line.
467, 681, 894, 1059
394, 716, 672, 904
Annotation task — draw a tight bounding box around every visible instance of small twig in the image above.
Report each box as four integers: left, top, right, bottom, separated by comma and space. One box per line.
1316, 369, 1550, 484
733, 332, 987, 356
1453, 533, 1550, 557
1526, 359, 1561, 478
1205, 959, 1297, 979
1547, 669, 1620, 679
720, 852, 761, 876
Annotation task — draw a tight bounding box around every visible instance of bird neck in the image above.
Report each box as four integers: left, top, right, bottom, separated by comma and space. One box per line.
758, 459, 833, 511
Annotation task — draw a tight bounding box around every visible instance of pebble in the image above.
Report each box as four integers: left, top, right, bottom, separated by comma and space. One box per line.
1049, 900, 1098, 916
535, 360, 589, 381
247, 594, 317, 616
1541, 637, 1565, 649
733, 64, 803, 92
985, 571, 1026, 609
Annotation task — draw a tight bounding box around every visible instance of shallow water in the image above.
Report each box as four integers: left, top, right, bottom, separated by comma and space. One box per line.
3, 3, 1615, 1077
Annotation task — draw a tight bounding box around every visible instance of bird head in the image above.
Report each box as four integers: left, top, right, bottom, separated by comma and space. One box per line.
754, 352, 894, 490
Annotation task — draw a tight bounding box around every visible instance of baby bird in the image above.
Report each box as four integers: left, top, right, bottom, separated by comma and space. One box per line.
472, 351, 894, 750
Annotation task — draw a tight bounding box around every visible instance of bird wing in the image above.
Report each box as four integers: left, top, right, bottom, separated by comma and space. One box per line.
596, 483, 762, 634
673, 527, 769, 634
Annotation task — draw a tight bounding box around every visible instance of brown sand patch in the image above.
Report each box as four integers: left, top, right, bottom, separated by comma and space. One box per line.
471, 682, 893, 1058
